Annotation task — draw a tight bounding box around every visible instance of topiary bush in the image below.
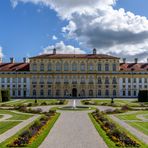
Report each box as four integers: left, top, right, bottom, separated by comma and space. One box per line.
138, 90, 148, 102
1, 89, 10, 102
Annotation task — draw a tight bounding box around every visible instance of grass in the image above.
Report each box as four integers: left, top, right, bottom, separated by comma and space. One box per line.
0, 113, 60, 148
0, 109, 33, 134
82, 99, 147, 107
0, 99, 68, 106
0, 110, 33, 120
0, 121, 21, 134
0, 115, 3, 119
116, 111, 148, 135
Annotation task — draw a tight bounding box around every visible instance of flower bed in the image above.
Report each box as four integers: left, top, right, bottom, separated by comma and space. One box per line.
92, 109, 140, 147
7, 110, 56, 147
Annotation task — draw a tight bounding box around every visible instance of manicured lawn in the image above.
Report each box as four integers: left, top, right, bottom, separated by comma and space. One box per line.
0, 110, 33, 120
0, 121, 21, 134
0, 113, 60, 148
0, 115, 3, 119
116, 111, 148, 135
0, 99, 67, 106
82, 99, 147, 107
0, 109, 33, 134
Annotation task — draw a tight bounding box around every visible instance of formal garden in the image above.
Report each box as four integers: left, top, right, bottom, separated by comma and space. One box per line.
0, 89, 147, 148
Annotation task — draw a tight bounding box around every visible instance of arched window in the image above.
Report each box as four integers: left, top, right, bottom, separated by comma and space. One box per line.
98, 77, 102, 84
56, 62, 61, 71
64, 76, 68, 84
89, 76, 93, 84
105, 90, 109, 96
33, 90, 36, 96
80, 90, 85, 97
113, 90, 116, 96
48, 63, 52, 71
80, 62, 85, 71
56, 76, 60, 83
32, 63, 37, 71
105, 77, 110, 84
40, 89, 44, 96
48, 90, 51, 96
64, 62, 69, 71
105, 63, 109, 71
112, 64, 116, 71
40, 63, 44, 71
40, 76, 44, 84
89, 63, 94, 71
89, 90, 93, 96
72, 76, 77, 84
98, 90, 101, 96
81, 76, 85, 84
47, 76, 52, 84
112, 77, 117, 84
72, 62, 77, 71
32, 76, 37, 83
56, 90, 60, 96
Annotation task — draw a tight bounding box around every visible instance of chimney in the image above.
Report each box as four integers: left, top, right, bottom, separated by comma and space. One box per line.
23, 57, 28, 63
53, 48, 56, 54
123, 58, 126, 63
134, 58, 138, 64
10, 57, 15, 63
93, 48, 97, 55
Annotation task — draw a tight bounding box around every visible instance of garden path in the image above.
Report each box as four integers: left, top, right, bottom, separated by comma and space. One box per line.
109, 115, 148, 144
40, 110, 108, 148
0, 114, 12, 121
0, 114, 40, 143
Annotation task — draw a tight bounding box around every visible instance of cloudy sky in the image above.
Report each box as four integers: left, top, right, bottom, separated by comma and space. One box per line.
0, 0, 148, 62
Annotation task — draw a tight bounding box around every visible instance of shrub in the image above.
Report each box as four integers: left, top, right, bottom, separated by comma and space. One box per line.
41, 101, 47, 106
1, 89, 10, 102
121, 105, 131, 111
138, 90, 148, 102
27, 103, 33, 107
0, 90, 2, 102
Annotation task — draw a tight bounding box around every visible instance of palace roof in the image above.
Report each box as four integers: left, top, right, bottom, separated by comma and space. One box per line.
0, 63, 29, 71
30, 54, 120, 59
120, 63, 148, 71
0, 62, 147, 72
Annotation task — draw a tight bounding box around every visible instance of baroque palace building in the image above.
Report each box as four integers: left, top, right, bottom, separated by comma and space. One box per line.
0, 48, 147, 98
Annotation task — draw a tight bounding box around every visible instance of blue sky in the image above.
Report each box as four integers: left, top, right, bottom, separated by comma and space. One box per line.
0, 0, 148, 62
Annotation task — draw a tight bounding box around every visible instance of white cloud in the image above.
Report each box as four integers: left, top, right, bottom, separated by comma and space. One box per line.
11, 0, 148, 62
0, 46, 3, 58
52, 35, 58, 40
42, 41, 86, 54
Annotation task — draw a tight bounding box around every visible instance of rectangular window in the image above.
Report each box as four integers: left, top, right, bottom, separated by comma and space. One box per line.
98, 64, 102, 71
105, 64, 109, 71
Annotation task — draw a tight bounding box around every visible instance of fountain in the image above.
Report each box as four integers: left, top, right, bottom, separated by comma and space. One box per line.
59, 99, 91, 111
73, 100, 76, 109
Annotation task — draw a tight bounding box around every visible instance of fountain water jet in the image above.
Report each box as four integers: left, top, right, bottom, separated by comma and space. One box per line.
73, 100, 76, 109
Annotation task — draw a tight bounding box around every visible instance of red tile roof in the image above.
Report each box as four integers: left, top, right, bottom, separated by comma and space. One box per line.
0, 63, 29, 71
120, 63, 148, 71
30, 54, 120, 59
0, 62, 147, 72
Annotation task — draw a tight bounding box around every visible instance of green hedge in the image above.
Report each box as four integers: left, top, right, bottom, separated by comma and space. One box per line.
1, 89, 11, 102
0, 90, 2, 102
138, 90, 148, 102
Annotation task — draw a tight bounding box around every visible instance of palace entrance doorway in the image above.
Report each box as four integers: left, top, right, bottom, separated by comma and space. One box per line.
72, 88, 77, 97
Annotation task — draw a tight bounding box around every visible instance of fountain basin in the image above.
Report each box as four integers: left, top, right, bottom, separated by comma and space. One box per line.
58, 106, 91, 111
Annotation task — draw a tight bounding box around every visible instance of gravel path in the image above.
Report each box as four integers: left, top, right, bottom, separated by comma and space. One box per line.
0, 114, 40, 143
40, 111, 108, 148
0, 114, 12, 121
109, 115, 148, 144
